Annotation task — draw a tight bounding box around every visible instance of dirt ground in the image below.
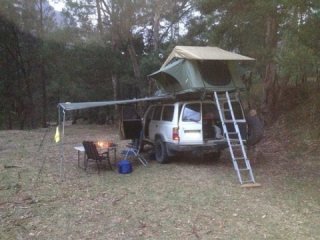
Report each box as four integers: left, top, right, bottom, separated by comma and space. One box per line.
0, 123, 319, 240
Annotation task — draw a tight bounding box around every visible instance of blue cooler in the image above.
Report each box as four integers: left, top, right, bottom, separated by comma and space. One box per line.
118, 160, 132, 174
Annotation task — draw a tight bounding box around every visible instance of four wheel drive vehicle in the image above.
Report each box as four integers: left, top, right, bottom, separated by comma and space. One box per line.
119, 46, 263, 167
143, 97, 248, 163
59, 46, 262, 184
120, 95, 249, 164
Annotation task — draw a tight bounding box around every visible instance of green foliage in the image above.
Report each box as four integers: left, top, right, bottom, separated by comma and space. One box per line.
140, 52, 162, 78
1, 0, 319, 129
277, 35, 317, 84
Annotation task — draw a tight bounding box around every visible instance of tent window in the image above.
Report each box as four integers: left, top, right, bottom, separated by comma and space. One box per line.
198, 61, 231, 86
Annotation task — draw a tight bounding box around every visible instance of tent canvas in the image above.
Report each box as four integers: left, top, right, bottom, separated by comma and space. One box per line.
161, 46, 254, 68
149, 46, 254, 94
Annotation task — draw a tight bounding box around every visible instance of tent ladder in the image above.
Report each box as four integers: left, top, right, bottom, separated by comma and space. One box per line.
214, 91, 255, 184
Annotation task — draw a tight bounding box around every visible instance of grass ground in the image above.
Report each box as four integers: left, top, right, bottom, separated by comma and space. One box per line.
0, 121, 319, 239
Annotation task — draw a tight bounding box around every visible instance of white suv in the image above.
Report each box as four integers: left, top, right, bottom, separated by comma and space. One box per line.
140, 98, 247, 163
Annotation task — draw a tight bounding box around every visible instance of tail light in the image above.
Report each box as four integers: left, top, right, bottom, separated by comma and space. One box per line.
172, 127, 180, 141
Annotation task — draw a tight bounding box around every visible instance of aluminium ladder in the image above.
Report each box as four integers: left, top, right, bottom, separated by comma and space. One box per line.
214, 91, 255, 184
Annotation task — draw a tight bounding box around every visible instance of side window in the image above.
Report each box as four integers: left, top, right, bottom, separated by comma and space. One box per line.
223, 101, 244, 120
153, 106, 162, 120
162, 106, 174, 121
182, 103, 201, 122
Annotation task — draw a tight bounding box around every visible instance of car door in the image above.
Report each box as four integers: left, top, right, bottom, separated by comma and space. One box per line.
119, 105, 142, 140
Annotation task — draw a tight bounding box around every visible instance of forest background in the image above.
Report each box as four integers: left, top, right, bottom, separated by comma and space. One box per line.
0, 0, 319, 130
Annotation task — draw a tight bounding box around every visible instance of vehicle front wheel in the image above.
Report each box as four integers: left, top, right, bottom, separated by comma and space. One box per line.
155, 138, 169, 164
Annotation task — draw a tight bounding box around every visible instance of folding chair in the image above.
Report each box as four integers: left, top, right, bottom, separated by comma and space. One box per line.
82, 141, 113, 171
121, 138, 148, 166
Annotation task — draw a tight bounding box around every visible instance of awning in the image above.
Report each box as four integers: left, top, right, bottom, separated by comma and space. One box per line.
58, 95, 173, 111
162, 46, 255, 68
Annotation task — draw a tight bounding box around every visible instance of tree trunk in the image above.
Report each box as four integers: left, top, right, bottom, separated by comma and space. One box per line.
317, 68, 320, 89
128, 41, 143, 97
96, 0, 103, 35
7, 110, 13, 130
112, 73, 118, 111
262, 10, 278, 123
40, 62, 47, 128
153, 7, 161, 51
127, 41, 141, 83
39, 0, 47, 128
263, 62, 277, 113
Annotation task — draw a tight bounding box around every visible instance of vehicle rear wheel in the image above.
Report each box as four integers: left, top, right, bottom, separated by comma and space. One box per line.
155, 138, 169, 164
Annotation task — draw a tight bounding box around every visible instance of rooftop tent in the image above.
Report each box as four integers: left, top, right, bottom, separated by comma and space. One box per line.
149, 46, 255, 94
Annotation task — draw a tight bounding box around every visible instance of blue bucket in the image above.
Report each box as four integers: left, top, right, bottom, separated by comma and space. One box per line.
118, 160, 132, 174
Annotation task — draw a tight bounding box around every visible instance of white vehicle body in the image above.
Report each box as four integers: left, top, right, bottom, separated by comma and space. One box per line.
140, 98, 247, 163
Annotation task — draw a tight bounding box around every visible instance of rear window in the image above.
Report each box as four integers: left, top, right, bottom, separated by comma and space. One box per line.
162, 106, 174, 121
198, 61, 231, 86
153, 106, 162, 120
182, 103, 200, 122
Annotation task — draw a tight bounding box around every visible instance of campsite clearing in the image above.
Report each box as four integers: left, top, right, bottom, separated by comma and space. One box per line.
0, 123, 319, 239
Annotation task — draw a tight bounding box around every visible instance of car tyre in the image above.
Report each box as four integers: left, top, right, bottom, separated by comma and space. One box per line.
155, 138, 169, 164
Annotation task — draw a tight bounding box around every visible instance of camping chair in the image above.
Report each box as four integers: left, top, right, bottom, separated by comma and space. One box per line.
121, 138, 148, 166
82, 141, 113, 171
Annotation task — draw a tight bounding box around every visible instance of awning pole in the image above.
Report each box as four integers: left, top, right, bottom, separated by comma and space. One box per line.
59, 106, 66, 181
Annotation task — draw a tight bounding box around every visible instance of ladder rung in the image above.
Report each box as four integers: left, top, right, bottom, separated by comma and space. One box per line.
228, 135, 239, 138
234, 157, 245, 160
241, 180, 255, 184
217, 95, 236, 98
231, 144, 241, 147
229, 138, 240, 141
224, 120, 246, 123
239, 168, 250, 171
